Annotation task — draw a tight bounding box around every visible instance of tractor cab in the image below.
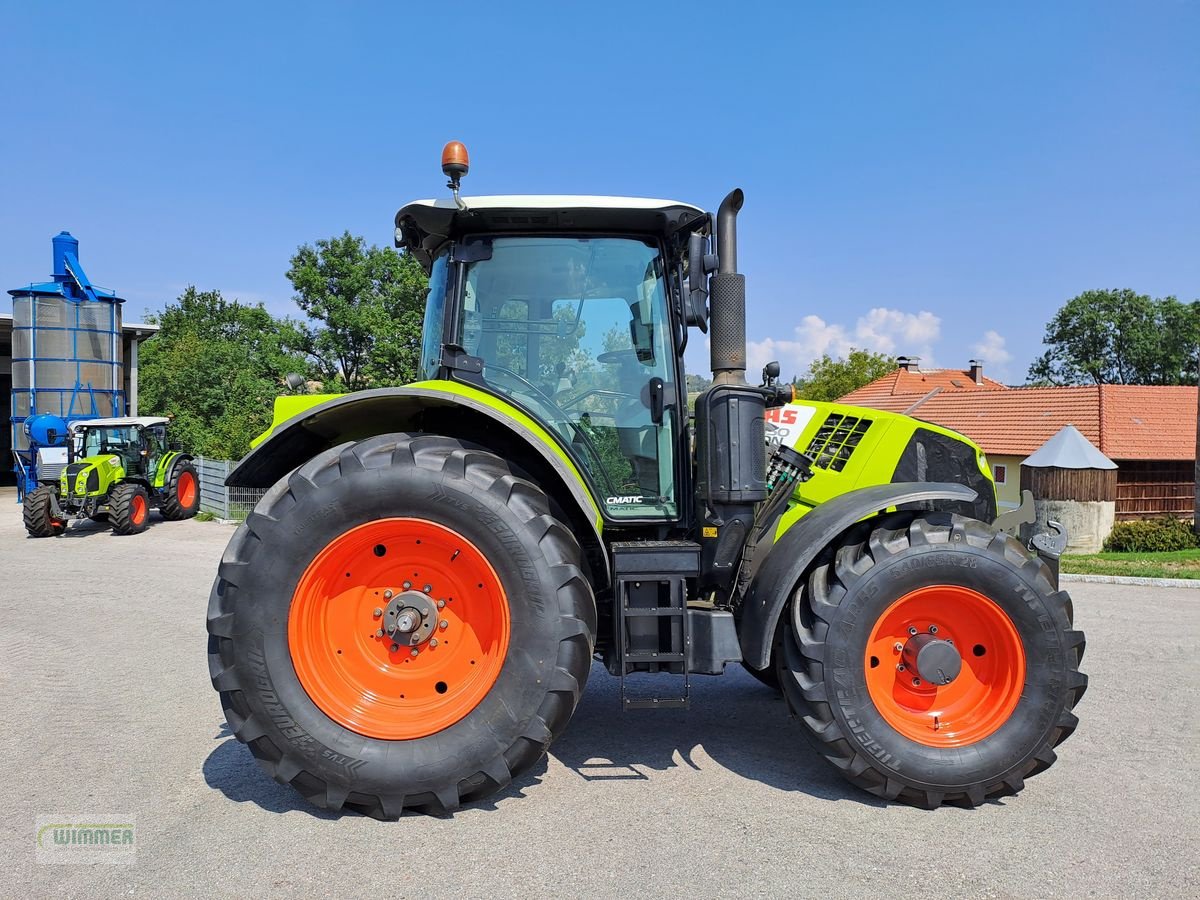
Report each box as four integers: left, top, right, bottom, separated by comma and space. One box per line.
73, 417, 170, 478
397, 196, 707, 521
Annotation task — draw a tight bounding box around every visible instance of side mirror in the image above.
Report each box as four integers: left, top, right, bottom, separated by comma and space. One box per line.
686, 233, 711, 332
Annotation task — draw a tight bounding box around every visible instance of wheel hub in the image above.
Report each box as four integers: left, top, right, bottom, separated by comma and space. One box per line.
902, 631, 962, 685
381, 590, 439, 647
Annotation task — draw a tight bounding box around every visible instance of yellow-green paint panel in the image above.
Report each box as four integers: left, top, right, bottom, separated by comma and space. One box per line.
249, 382, 602, 529
771, 399, 997, 541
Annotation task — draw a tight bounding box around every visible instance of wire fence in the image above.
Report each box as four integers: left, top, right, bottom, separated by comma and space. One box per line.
194, 456, 266, 520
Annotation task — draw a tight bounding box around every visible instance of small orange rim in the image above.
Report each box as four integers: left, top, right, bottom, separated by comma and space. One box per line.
131, 494, 148, 525
177, 471, 196, 508
288, 518, 510, 740
864, 585, 1025, 747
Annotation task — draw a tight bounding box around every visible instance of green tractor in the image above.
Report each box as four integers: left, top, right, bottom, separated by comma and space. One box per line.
207, 144, 1086, 818
23, 416, 200, 537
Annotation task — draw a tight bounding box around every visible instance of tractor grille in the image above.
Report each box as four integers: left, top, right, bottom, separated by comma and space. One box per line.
805, 413, 873, 472
63, 463, 99, 495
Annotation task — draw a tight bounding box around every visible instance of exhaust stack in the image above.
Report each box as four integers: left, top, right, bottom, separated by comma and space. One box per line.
710, 189, 747, 384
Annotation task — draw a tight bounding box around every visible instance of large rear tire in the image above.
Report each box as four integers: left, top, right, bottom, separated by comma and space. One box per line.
207, 434, 596, 819
779, 512, 1086, 808
23, 486, 66, 537
160, 462, 200, 520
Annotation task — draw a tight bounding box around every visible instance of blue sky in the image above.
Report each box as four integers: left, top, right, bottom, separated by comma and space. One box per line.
2, 1, 1196, 384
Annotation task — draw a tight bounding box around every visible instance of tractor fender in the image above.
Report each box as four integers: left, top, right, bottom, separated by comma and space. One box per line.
738, 481, 978, 670
226, 385, 607, 576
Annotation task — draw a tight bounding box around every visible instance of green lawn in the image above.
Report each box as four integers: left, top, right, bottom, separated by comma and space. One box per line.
1060, 548, 1200, 579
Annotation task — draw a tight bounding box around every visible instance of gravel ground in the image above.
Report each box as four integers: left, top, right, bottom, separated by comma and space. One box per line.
1, 491, 1197, 899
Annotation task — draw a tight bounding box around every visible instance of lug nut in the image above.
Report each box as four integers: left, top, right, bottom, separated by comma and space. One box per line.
429, 638, 438, 648
373, 608, 382, 617
437, 599, 446, 609
908, 626, 918, 636
383, 590, 393, 599
390, 643, 400, 652
410, 649, 419, 658
423, 584, 432, 593
912, 677, 922, 686
896, 663, 906, 672
375, 629, 384, 638
403, 581, 412, 590
440, 620, 448, 629
929, 625, 939, 634
893, 642, 903, 652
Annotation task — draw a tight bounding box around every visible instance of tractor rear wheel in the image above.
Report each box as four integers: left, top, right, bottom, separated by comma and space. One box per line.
160, 462, 200, 520
207, 433, 596, 819
109, 483, 151, 535
779, 512, 1086, 808
23, 486, 66, 537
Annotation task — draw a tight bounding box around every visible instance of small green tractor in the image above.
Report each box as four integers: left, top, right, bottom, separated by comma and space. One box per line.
207, 143, 1086, 818
23, 416, 200, 537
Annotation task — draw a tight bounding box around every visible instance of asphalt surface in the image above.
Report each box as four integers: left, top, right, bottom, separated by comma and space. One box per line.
1, 491, 1197, 899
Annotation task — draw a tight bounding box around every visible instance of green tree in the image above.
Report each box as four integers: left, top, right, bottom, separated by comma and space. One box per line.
286, 233, 428, 390
139, 287, 308, 458
794, 348, 896, 401
1028, 290, 1200, 385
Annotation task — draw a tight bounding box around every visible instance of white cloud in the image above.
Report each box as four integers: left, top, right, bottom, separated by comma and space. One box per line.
748, 307, 941, 380
971, 329, 1013, 379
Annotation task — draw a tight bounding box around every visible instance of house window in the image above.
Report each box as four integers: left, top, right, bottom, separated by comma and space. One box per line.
993, 464, 1007, 485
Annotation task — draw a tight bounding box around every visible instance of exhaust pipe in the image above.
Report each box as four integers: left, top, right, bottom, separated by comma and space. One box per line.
710, 189, 747, 384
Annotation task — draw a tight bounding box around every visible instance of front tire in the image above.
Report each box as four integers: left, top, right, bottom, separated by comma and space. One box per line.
780, 513, 1086, 808
109, 483, 151, 535
23, 486, 66, 537
207, 434, 596, 819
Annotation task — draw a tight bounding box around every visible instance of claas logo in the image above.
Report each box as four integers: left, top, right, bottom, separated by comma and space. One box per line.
765, 408, 801, 425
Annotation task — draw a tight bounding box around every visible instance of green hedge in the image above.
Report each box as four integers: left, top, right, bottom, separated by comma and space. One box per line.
1103, 518, 1199, 553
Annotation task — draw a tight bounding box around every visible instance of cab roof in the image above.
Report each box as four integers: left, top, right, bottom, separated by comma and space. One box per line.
395, 195, 709, 271
71, 417, 170, 429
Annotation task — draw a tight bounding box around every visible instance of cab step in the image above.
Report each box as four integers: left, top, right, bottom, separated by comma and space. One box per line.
611, 541, 700, 711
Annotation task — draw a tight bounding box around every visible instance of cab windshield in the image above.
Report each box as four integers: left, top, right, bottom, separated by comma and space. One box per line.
455, 236, 679, 519
80, 426, 139, 459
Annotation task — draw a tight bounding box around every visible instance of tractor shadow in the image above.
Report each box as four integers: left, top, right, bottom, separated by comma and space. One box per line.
203, 723, 341, 819
50, 514, 168, 539
202, 664, 881, 818
542, 661, 885, 805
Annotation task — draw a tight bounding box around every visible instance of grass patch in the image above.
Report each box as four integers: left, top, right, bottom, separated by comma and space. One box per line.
194, 511, 216, 522
1061, 548, 1200, 579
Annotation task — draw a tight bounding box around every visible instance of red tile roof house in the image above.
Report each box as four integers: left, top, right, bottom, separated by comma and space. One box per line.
839, 357, 1198, 521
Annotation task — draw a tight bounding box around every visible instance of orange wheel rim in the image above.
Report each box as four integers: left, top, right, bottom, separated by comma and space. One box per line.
288, 518, 510, 740
131, 494, 148, 525
864, 585, 1025, 747
177, 471, 196, 507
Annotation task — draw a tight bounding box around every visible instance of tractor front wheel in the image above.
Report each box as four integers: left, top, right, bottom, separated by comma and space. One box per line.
23, 486, 66, 537
779, 512, 1086, 808
109, 483, 151, 535
207, 434, 596, 819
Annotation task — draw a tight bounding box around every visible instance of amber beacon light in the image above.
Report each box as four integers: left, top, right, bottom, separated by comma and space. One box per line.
441, 141, 470, 179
